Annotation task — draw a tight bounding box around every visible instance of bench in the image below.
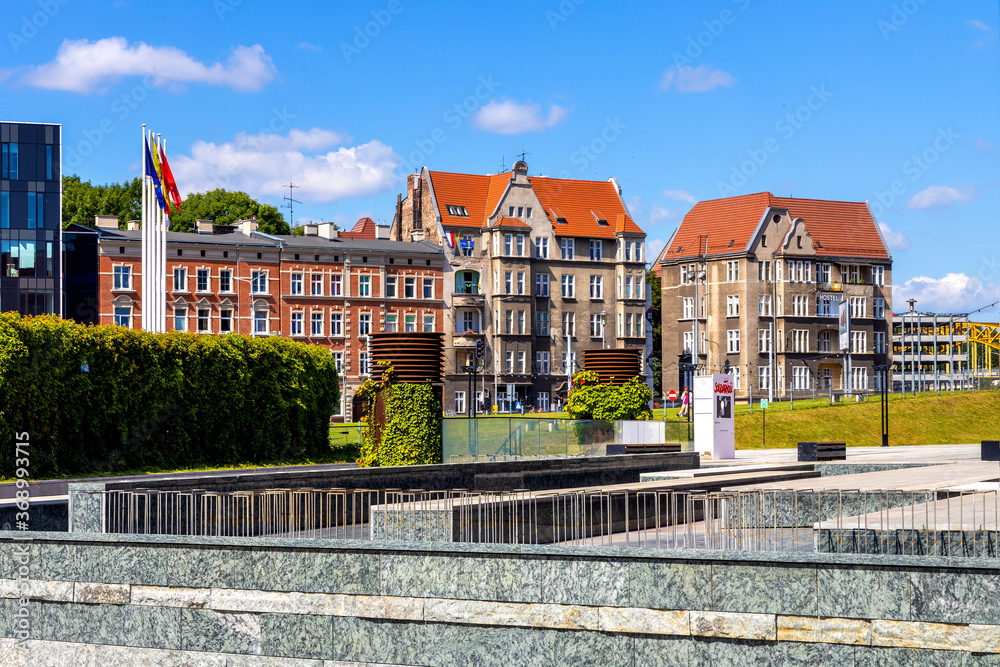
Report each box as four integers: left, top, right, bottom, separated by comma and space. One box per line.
797, 441, 846, 461
606, 444, 683, 455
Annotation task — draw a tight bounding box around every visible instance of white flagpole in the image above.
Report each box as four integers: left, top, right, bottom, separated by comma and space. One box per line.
163, 137, 171, 333
158, 133, 167, 333
141, 124, 148, 331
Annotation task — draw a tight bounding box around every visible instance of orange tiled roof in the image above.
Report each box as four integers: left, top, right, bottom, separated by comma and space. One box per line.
339, 216, 377, 239
427, 170, 643, 239
666, 192, 889, 261
530, 176, 643, 239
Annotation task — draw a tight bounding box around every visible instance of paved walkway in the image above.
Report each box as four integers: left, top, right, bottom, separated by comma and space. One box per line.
720, 443, 983, 464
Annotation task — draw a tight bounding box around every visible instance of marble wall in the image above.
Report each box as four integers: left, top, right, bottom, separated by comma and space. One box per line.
1, 532, 999, 665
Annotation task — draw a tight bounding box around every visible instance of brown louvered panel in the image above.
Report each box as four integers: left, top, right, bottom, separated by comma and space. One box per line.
581, 348, 642, 385
368, 332, 445, 385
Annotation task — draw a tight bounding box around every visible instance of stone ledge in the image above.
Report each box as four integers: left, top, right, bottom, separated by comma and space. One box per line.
426, 598, 599, 631
872, 619, 1000, 653
690, 610, 776, 641
74, 582, 129, 605
4, 577, 1000, 654
0, 578, 73, 602
777, 615, 871, 646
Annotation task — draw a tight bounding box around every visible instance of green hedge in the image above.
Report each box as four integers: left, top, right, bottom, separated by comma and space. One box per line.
373, 383, 442, 467
0, 314, 339, 478
357, 363, 441, 467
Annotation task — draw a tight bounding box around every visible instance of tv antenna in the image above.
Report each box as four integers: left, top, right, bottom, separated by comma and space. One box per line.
499, 154, 506, 173
282, 182, 302, 226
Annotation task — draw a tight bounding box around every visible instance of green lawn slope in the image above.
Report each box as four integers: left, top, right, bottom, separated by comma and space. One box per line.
732, 391, 1000, 449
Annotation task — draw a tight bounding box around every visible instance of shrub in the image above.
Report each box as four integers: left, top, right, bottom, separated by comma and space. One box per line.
564, 371, 652, 421
357, 362, 441, 467
0, 314, 339, 477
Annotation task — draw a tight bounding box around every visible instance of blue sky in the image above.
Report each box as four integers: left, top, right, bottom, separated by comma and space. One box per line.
2, 0, 998, 318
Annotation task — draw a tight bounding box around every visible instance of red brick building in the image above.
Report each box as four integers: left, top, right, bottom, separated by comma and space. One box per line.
95, 217, 445, 419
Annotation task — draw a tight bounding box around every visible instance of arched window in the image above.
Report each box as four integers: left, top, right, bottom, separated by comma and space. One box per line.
455, 270, 480, 294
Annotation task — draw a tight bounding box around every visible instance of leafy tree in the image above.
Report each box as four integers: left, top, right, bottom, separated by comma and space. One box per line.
646, 269, 662, 396
564, 371, 653, 421
61, 176, 141, 229
169, 189, 289, 235
61, 176, 290, 235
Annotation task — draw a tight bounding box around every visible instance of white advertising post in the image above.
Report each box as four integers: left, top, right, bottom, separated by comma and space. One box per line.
693, 374, 735, 459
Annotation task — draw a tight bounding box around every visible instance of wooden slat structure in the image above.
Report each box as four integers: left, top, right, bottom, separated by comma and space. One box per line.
368, 332, 444, 384
581, 348, 642, 385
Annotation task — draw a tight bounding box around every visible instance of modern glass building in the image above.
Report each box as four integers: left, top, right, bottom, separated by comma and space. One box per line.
1, 121, 61, 316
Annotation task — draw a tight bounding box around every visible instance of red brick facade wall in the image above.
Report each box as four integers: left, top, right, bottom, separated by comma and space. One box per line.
98, 235, 444, 419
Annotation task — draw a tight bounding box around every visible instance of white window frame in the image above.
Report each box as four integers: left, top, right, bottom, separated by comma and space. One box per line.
727, 295, 739, 317
290, 311, 304, 337
727, 329, 740, 353
590, 275, 603, 299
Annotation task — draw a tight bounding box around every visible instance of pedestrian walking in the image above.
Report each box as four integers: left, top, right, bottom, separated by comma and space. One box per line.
677, 387, 690, 418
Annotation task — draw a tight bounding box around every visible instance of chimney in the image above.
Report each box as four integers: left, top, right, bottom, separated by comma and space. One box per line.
239, 218, 259, 235
126, 220, 141, 231
317, 222, 339, 239
303, 223, 319, 236
196, 220, 214, 234
94, 215, 119, 229
376, 224, 390, 240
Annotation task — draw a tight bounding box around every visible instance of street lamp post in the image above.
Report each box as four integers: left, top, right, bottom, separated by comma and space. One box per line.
874, 363, 891, 446
600, 310, 607, 349
703, 338, 720, 375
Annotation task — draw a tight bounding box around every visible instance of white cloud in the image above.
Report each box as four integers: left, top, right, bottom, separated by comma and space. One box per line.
968, 19, 992, 32
171, 128, 400, 204
296, 42, 323, 53
894, 273, 999, 315
906, 185, 978, 209
627, 195, 643, 216
7, 37, 276, 93
647, 238, 666, 263
472, 99, 568, 134
974, 138, 997, 153
659, 65, 735, 93
878, 222, 909, 251
662, 189, 696, 204
649, 203, 678, 223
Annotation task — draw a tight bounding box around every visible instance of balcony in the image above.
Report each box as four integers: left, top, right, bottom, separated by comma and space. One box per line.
453, 330, 484, 347
453, 291, 485, 308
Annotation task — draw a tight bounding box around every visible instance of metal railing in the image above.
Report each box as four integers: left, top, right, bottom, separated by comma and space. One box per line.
98, 485, 1000, 558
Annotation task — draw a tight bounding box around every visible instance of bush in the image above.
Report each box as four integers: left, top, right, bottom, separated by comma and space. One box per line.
564, 371, 653, 421
0, 314, 339, 478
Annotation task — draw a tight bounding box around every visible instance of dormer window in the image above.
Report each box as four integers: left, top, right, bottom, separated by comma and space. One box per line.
556, 217, 567, 224
446, 205, 469, 216
596, 219, 608, 226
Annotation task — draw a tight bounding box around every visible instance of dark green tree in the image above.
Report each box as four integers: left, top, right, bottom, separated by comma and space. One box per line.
61, 176, 141, 229
169, 189, 289, 235
61, 176, 289, 235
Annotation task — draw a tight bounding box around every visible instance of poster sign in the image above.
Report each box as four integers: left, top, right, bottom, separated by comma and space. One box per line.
838, 301, 851, 351
693, 374, 735, 459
